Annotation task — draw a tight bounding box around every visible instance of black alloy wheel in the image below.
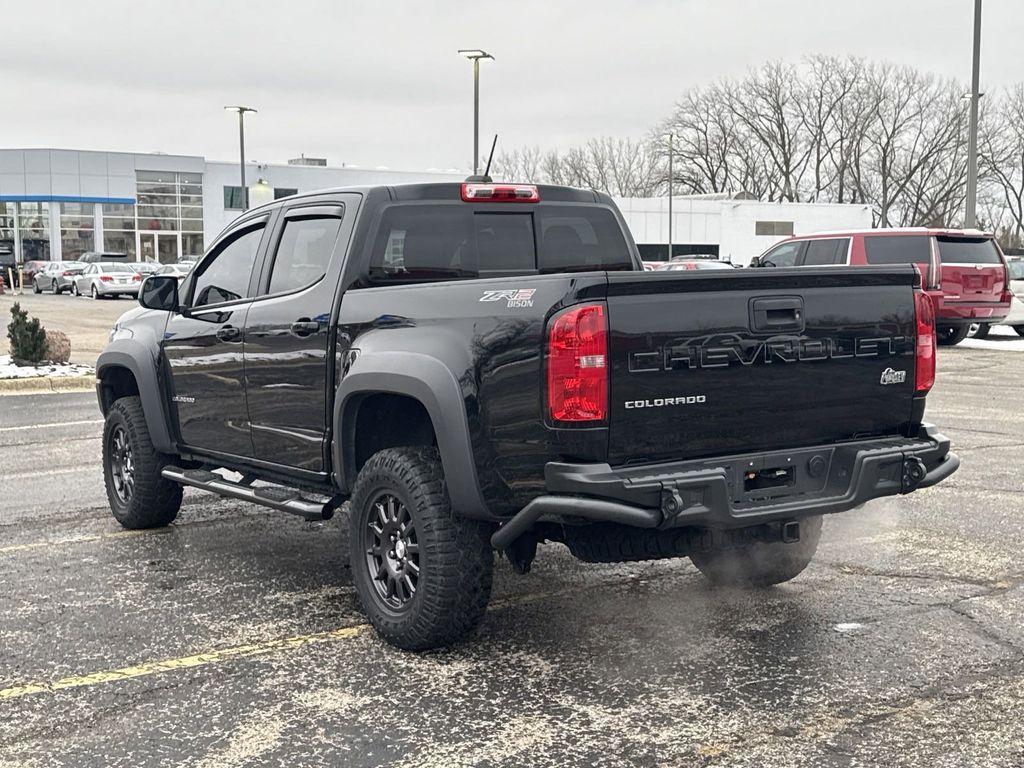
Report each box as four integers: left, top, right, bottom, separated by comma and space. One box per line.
363, 493, 420, 609
108, 423, 135, 505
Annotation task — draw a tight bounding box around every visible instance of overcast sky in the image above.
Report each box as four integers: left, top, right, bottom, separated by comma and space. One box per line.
2, 0, 1021, 172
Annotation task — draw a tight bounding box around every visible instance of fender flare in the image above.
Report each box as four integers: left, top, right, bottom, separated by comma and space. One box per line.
334, 351, 491, 520
96, 342, 175, 453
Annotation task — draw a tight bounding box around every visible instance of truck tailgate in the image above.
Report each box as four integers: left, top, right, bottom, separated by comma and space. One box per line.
606, 267, 918, 464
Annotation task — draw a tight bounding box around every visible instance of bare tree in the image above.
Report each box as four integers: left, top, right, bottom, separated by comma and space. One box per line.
494, 58, 1024, 240
980, 85, 1024, 247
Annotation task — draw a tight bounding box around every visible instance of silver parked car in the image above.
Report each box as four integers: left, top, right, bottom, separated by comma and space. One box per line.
156, 263, 193, 283
72, 262, 142, 299
31, 262, 77, 293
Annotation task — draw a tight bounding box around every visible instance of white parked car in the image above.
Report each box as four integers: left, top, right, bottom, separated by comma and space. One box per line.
972, 258, 1024, 338
72, 262, 142, 299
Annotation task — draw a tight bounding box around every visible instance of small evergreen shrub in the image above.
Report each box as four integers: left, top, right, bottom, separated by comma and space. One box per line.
7, 302, 48, 364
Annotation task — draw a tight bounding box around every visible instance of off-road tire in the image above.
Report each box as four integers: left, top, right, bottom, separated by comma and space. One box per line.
350, 447, 493, 651
970, 323, 991, 339
937, 324, 970, 346
690, 515, 823, 587
102, 396, 182, 529
565, 523, 695, 563
1014, 325, 1024, 338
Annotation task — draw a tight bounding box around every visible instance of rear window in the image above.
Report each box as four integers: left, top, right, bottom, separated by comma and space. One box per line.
864, 235, 931, 264
937, 236, 1002, 265
368, 204, 632, 283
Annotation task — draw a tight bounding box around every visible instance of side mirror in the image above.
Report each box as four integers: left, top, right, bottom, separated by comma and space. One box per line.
139, 274, 180, 312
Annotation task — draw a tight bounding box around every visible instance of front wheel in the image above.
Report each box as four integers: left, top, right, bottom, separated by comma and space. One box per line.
691, 516, 822, 587
937, 324, 970, 346
350, 447, 493, 650
103, 396, 182, 529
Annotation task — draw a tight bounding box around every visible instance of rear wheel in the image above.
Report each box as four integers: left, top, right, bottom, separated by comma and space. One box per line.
937, 324, 970, 346
72, 282, 80, 296
102, 396, 182, 529
350, 447, 493, 650
970, 323, 991, 339
91, 285, 100, 300
50, 279, 59, 294
32, 280, 41, 294
690, 516, 822, 587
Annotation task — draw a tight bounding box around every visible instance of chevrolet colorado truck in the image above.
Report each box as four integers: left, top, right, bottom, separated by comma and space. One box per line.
96, 182, 959, 650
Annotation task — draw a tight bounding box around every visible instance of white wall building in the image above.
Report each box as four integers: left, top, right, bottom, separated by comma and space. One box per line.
0, 148, 872, 267
617, 194, 873, 265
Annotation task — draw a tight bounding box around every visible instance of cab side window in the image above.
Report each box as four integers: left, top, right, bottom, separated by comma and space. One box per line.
801, 238, 850, 266
191, 223, 265, 307
266, 211, 343, 295
760, 242, 803, 267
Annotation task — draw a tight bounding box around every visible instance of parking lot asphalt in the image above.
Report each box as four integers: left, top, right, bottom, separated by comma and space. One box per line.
2, 343, 1023, 767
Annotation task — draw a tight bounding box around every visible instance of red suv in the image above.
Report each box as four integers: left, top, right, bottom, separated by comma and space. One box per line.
753, 228, 1013, 345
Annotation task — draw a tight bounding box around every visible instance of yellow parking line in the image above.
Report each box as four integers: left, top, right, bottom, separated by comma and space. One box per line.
0, 583, 591, 701
0, 625, 367, 700
0, 529, 155, 554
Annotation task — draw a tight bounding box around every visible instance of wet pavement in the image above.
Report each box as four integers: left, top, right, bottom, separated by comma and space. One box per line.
1, 344, 1023, 767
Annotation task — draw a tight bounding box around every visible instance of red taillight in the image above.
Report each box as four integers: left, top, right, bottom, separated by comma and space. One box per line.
546, 303, 607, 422
1001, 265, 1014, 303
99, 275, 113, 282
461, 183, 540, 203
132, 274, 142, 281
61, 270, 72, 276
914, 291, 936, 394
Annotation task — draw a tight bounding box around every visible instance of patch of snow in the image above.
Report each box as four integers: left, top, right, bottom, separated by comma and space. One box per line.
833, 622, 864, 634
959, 325, 1024, 352
0, 354, 94, 380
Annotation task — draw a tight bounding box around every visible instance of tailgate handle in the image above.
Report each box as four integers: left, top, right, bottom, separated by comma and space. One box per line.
749, 296, 805, 333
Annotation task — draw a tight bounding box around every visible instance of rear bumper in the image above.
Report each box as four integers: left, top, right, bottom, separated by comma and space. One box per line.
491, 425, 957, 549
96, 282, 140, 295
933, 295, 1012, 325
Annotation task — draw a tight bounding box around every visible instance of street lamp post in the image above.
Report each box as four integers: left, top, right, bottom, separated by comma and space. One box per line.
965, 0, 982, 228
667, 133, 674, 261
457, 49, 494, 177
224, 106, 257, 211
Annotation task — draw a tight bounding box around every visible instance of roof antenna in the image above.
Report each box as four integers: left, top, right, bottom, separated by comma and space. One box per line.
465, 134, 498, 183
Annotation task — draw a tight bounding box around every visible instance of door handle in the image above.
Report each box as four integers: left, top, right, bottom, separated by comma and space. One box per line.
290, 319, 320, 337
216, 325, 242, 342
749, 296, 805, 333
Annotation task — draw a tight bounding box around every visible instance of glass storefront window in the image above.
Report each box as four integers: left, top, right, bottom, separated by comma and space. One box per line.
18, 202, 50, 261
0, 202, 14, 255
133, 171, 204, 260
59, 202, 95, 259
104, 203, 137, 260
182, 233, 205, 258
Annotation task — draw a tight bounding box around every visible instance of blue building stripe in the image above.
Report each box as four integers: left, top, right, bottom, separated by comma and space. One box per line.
0, 195, 135, 204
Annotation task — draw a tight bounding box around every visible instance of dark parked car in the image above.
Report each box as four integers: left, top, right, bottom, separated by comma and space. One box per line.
96, 182, 958, 650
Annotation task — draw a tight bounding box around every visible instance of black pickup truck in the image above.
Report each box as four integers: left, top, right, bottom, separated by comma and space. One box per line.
96, 182, 959, 650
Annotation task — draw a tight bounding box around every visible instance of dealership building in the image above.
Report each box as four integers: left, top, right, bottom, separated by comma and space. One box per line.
0, 147, 871, 266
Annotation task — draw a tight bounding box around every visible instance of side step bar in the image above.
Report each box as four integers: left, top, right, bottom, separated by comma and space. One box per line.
161, 467, 334, 522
